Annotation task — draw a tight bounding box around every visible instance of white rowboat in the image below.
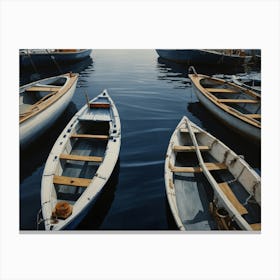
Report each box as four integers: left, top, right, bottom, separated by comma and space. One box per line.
20, 73, 78, 148
41, 90, 121, 230
164, 116, 261, 231
188, 67, 261, 142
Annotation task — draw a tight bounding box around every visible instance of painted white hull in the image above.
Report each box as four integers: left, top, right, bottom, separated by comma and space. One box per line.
41, 90, 121, 230
165, 116, 261, 231
20, 74, 78, 148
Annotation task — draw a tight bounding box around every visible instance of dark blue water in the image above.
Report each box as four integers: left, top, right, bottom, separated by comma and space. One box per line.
20, 50, 260, 230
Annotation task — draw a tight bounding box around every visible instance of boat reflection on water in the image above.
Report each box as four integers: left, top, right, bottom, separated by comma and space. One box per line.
157, 57, 248, 84
76, 160, 120, 230
20, 102, 78, 183
20, 55, 94, 86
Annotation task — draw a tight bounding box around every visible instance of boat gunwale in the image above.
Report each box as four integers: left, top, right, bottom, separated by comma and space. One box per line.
164, 116, 261, 231
188, 74, 261, 128
41, 90, 121, 230
19, 73, 79, 124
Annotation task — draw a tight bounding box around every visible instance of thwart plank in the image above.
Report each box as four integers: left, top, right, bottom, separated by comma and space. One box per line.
26, 86, 60, 92
218, 182, 248, 215
71, 134, 109, 140
173, 145, 210, 152
180, 128, 200, 133
205, 88, 239, 93
218, 99, 259, 104
59, 154, 103, 162
53, 175, 91, 187
170, 162, 227, 173
250, 223, 261, 231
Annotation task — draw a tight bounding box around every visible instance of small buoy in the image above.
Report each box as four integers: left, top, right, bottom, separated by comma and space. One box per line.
54, 201, 72, 219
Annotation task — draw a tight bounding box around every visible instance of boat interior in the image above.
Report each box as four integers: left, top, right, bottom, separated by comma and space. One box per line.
171, 125, 261, 230
19, 77, 67, 117
200, 78, 261, 121
54, 121, 110, 205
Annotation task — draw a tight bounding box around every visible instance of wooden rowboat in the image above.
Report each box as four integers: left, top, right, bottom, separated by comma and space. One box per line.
164, 116, 261, 231
188, 67, 261, 142
20, 73, 79, 148
40, 90, 121, 230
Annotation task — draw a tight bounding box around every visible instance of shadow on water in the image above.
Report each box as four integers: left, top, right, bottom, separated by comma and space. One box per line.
165, 198, 178, 230
187, 102, 261, 172
76, 160, 120, 230
20, 56, 94, 86
157, 56, 248, 77
20, 102, 78, 182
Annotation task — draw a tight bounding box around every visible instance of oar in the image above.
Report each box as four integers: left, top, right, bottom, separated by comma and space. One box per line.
184, 117, 252, 231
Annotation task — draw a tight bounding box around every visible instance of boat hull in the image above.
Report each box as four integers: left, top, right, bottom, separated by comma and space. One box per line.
20, 49, 92, 68
41, 90, 121, 230
165, 117, 261, 231
192, 84, 260, 142
20, 75, 78, 149
156, 49, 251, 65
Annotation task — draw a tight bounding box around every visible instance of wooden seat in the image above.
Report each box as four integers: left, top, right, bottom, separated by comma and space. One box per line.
170, 162, 227, 173
89, 103, 110, 108
250, 223, 261, 231
245, 114, 261, 119
26, 86, 60, 92
53, 175, 91, 187
218, 99, 260, 104
205, 88, 239, 93
218, 182, 248, 215
59, 154, 103, 162
71, 134, 109, 140
173, 145, 210, 152
180, 128, 200, 133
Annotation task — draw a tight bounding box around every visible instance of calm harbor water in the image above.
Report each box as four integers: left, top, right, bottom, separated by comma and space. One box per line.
20, 49, 261, 230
